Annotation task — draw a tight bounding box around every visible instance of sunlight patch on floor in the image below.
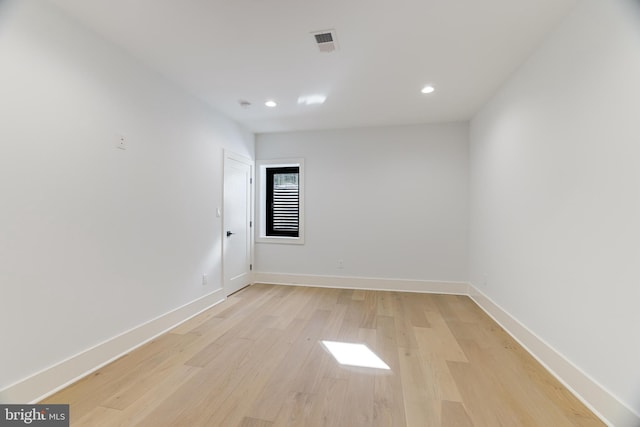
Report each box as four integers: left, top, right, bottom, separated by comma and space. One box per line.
321, 340, 390, 370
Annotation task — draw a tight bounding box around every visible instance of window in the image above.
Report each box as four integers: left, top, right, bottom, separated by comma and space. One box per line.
257, 159, 304, 244
266, 167, 299, 237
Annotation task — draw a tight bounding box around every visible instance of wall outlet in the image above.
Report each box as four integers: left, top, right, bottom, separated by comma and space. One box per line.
337, 259, 344, 269
202, 274, 208, 286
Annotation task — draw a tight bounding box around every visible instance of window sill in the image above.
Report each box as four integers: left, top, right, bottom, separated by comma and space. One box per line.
256, 235, 305, 245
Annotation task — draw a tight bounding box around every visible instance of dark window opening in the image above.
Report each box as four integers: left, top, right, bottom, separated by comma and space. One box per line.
266, 166, 299, 237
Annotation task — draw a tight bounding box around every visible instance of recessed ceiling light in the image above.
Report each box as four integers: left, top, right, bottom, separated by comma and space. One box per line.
297, 94, 327, 105
265, 100, 277, 107
421, 85, 435, 94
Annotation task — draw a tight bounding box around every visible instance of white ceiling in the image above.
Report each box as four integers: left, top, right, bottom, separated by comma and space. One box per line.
46, 0, 576, 133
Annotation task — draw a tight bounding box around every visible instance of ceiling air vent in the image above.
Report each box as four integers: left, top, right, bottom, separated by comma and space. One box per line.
312, 29, 338, 53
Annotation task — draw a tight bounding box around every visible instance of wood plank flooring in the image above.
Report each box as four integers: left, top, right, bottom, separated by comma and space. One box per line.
42, 284, 604, 426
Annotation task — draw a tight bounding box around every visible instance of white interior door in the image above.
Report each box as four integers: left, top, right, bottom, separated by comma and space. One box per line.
223, 152, 252, 296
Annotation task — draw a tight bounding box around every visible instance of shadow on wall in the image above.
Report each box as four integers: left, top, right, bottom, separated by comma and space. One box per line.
0, 0, 19, 27
629, 0, 640, 32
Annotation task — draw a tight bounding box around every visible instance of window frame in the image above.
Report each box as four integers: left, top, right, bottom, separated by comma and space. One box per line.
256, 159, 305, 245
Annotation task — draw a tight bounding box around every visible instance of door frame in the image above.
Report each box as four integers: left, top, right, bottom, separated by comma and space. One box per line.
222, 150, 254, 296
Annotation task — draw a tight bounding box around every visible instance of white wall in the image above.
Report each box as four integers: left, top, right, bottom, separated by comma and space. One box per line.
256, 123, 468, 284
0, 0, 253, 394
469, 0, 640, 423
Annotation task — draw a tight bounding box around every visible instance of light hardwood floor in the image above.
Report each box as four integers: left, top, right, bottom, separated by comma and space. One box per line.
42, 284, 604, 426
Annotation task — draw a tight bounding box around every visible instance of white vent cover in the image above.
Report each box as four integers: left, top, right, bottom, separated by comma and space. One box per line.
311, 29, 338, 53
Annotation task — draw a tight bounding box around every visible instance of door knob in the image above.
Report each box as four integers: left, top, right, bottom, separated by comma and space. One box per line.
226, 231, 234, 237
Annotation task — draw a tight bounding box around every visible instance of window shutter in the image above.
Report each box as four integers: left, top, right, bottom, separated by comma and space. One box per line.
266, 167, 299, 237
272, 183, 299, 233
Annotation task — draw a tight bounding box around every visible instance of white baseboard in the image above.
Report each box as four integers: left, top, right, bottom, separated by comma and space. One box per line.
0, 288, 225, 404
468, 283, 640, 427
253, 272, 469, 295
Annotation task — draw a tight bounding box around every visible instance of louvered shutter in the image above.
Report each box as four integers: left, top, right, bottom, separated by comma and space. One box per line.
266, 167, 299, 237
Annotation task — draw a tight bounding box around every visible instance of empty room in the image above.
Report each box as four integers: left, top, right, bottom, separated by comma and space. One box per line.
1, 0, 639, 426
